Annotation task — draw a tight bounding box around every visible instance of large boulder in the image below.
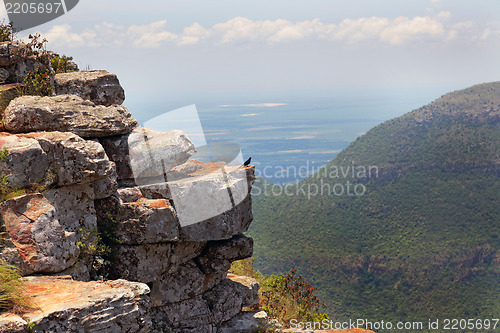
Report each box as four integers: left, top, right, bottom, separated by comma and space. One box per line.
0, 193, 79, 275
54, 70, 125, 106
0, 131, 117, 189
100, 128, 196, 184
0, 184, 96, 275
137, 166, 255, 240
0, 276, 152, 333
23, 131, 115, 186
0, 132, 50, 189
2, 95, 137, 138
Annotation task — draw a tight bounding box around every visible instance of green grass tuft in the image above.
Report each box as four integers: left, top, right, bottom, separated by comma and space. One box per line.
0, 261, 33, 313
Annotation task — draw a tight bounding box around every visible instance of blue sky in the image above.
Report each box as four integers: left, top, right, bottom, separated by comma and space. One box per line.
2, 0, 500, 103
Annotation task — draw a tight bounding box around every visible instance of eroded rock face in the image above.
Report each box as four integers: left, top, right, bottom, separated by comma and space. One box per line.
152, 295, 212, 330
204, 277, 259, 324
92, 169, 119, 200
3, 95, 137, 137
0, 184, 96, 275
0, 276, 152, 333
54, 70, 125, 106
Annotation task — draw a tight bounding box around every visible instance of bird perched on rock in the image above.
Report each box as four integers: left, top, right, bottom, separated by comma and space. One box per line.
243, 157, 252, 167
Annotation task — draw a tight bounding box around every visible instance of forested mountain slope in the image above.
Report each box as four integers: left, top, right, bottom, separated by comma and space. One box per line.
249, 82, 500, 324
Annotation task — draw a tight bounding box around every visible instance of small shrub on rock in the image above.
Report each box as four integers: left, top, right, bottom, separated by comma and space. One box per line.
20, 67, 54, 96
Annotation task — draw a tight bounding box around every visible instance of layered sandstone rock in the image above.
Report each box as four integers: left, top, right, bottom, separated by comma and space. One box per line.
3, 95, 137, 137
54, 70, 125, 106
0, 50, 261, 332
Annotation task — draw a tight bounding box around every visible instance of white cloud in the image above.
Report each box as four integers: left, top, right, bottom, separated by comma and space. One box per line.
179, 23, 211, 45
212, 17, 292, 43
380, 16, 444, 45
43, 24, 88, 48
38, 13, 495, 49
127, 21, 176, 48
334, 17, 389, 41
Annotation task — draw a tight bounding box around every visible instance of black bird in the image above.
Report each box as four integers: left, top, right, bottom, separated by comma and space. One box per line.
243, 157, 252, 167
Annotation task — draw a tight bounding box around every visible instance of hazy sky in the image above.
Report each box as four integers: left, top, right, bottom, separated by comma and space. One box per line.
2, 0, 500, 102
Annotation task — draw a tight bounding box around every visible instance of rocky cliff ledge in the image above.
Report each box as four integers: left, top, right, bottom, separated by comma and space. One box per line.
0, 43, 262, 333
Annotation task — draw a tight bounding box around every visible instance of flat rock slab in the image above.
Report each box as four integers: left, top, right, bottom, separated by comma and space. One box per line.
0, 275, 152, 333
54, 70, 125, 106
2, 95, 137, 138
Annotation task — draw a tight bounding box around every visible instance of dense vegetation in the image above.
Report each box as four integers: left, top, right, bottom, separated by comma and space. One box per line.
248, 82, 500, 329
230, 258, 329, 329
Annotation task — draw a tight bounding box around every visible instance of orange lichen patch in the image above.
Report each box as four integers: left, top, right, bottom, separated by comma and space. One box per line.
125, 198, 171, 209
0, 132, 23, 147
141, 199, 171, 209
21, 196, 52, 221
17, 276, 132, 317
189, 161, 227, 177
